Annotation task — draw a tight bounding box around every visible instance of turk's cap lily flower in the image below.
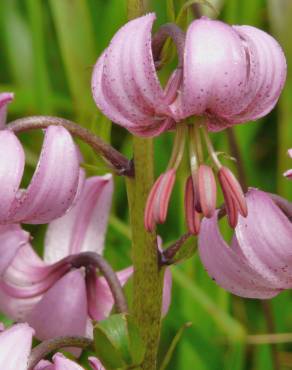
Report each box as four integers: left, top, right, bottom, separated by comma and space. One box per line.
0, 322, 34, 370
92, 14, 286, 136
0, 176, 115, 337
283, 149, 292, 180
198, 189, 292, 298
0, 93, 83, 225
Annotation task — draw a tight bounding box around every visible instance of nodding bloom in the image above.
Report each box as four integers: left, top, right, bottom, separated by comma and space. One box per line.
0, 322, 34, 370
92, 14, 286, 233
284, 149, 292, 180
0, 93, 83, 225
198, 189, 292, 298
0, 175, 172, 344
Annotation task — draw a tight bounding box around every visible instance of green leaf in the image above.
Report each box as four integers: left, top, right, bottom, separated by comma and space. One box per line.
160, 322, 192, 370
94, 314, 145, 369
166, 0, 176, 22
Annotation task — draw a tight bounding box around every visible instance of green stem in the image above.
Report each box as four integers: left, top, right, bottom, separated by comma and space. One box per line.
126, 137, 163, 370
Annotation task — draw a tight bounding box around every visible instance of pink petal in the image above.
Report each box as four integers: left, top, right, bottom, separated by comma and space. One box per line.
0, 225, 29, 275
0, 323, 34, 370
198, 210, 281, 298
89, 267, 133, 321
235, 189, 292, 289
9, 126, 80, 224
51, 353, 84, 370
181, 18, 248, 121
284, 169, 292, 180
27, 270, 88, 342
0, 131, 24, 222
44, 175, 113, 263
230, 25, 287, 123
34, 360, 52, 370
0, 93, 14, 128
88, 357, 105, 370
92, 14, 173, 137
162, 268, 172, 316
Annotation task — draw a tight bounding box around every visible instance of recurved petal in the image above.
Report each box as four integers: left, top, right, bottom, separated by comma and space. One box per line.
9, 126, 80, 224
0, 225, 29, 276
44, 175, 113, 263
198, 210, 281, 298
181, 18, 248, 120
27, 270, 88, 342
0, 130, 24, 222
92, 13, 173, 137
235, 189, 292, 289
0, 323, 34, 370
284, 149, 292, 180
0, 93, 14, 128
230, 25, 286, 123
50, 353, 85, 370
89, 266, 133, 321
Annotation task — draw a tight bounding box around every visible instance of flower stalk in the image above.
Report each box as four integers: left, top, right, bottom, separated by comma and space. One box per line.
28, 336, 93, 369
7, 116, 134, 177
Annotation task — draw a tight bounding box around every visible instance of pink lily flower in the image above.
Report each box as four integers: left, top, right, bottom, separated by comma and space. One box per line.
92, 14, 286, 233
0, 93, 82, 225
0, 322, 34, 370
0, 175, 172, 342
198, 189, 292, 298
283, 149, 292, 180
92, 14, 286, 136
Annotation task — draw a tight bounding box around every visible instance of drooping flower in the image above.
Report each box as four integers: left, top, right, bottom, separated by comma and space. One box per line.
198, 189, 292, 298
0, 93, 83, 225
0, 322, 34, 370
92, 14, 286, 233
0, 175, 172, 342
283, 149, 292, 180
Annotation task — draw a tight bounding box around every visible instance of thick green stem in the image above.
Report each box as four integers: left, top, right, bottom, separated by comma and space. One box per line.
126, 137, 163, 370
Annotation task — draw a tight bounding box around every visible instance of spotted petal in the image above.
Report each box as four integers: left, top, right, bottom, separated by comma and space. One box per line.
9, 126, 80, 224
92, 13, 174, 137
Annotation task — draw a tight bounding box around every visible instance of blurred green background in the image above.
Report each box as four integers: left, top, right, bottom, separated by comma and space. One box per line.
0, 0, 292, 369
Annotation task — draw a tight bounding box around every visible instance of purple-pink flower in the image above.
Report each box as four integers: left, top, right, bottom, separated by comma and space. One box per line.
0, 93, 82, 225
92, 13, 286, 136
0, 175, 172, 342
198, 189, 292, 298
92, 14, 286, 233
35, 353, 102, 370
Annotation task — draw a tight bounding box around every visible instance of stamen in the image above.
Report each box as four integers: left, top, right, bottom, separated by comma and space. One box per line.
167, 124, 187, 170
218, 166, 248, 227
144, 169, 176, 232
185, 176, 201, 235
197, 164, 217, 218
201, 125, 222, 170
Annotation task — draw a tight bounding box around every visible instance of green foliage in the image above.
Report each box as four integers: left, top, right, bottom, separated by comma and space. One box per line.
94, 313, 145, 369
